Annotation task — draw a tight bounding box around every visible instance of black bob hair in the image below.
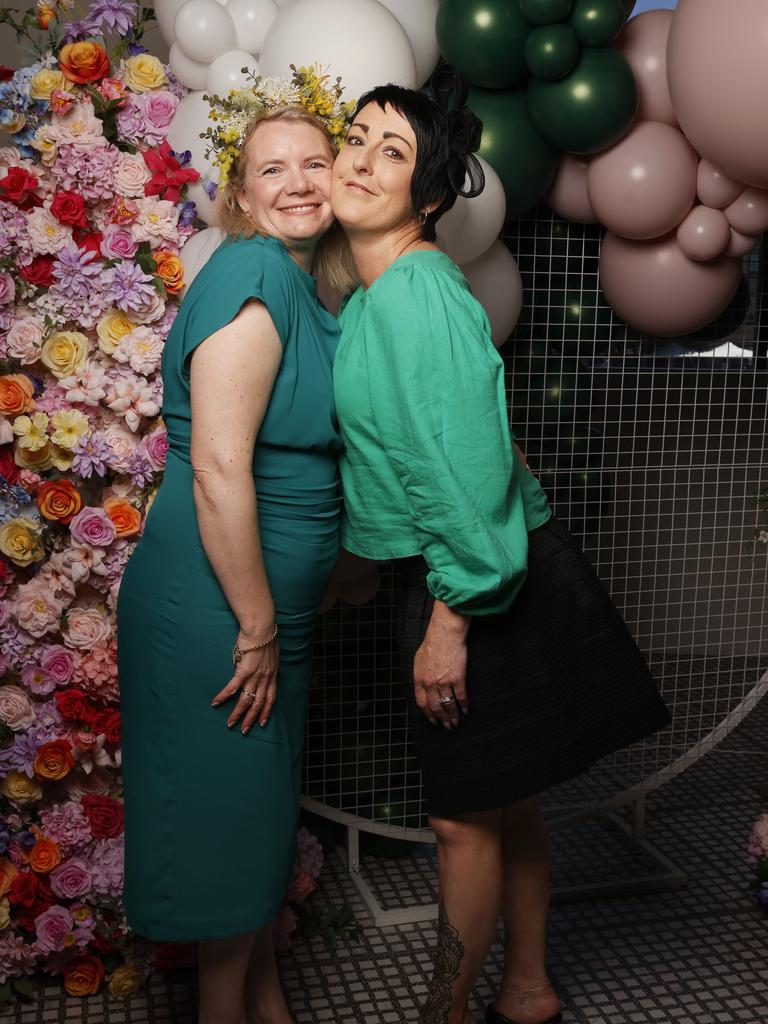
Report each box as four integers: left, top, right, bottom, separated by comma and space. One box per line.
351, 83, 456, 243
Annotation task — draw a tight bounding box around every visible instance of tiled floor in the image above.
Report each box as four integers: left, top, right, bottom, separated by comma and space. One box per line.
6, 700, 768, 1024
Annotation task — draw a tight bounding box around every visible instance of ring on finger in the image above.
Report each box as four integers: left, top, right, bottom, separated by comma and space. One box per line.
438, 695, 455, 706
241, 690, 256, 701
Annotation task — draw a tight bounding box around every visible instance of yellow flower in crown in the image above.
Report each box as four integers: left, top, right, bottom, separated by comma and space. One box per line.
203, 64, 356, 188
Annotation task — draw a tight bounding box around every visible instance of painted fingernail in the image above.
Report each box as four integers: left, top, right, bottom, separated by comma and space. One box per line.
211, 700, 219, 707
227, 721, 235, 729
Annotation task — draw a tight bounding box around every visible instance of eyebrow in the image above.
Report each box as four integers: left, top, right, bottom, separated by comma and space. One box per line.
350, 122, 413, 150
251, 152, 330, 168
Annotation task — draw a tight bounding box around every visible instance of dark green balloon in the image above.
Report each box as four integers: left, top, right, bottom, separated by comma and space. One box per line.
568, 0, 625, 46
436, 0, 530, 89
511, 366, 590, 438
621, 0, 636, 19
525, 23, 580, 81
468, 86, 559, 217
526, 46, 638, 154
529, 274, 615, 354
520, 0, 574, 26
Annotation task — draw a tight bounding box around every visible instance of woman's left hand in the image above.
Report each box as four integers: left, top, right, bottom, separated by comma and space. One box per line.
413, 601, 470, 730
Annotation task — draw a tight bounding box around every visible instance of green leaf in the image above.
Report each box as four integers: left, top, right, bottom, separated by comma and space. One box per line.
12, 978, 34, 999
0, 982, 12, 1003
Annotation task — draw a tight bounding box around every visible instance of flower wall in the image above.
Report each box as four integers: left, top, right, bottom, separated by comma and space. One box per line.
0, 0, 325, 1000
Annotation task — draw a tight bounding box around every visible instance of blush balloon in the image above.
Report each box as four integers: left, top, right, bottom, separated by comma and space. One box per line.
587, 120, 697, 240
696, 160, 745, 209
545, 154, 599, 224
461, 241, 524, 349
676, 206, 731, 262
600, 232, 741, 337
724, 188, 768, 236
726, 228, 760, 259
615, 9, 676, 126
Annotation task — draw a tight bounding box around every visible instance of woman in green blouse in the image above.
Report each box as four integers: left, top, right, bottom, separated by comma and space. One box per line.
331, 69, 670, 1024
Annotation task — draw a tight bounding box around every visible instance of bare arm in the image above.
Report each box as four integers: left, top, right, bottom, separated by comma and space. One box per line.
189, 299, 282, 733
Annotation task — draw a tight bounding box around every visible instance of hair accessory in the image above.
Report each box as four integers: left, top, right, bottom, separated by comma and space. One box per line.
203, 64, 356, 187
427, 64, 485, 199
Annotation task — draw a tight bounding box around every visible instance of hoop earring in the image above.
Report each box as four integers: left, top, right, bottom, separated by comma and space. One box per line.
418, 210, 427, 226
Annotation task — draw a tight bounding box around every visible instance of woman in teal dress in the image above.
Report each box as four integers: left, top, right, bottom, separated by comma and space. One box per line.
118, 105, 350, 1024
331, 71, 669, 1024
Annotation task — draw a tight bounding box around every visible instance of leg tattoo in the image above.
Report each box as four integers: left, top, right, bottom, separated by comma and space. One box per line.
419, 899, 466, 1024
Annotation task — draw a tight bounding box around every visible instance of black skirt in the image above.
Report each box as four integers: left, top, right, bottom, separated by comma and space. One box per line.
395, 515, 671, 818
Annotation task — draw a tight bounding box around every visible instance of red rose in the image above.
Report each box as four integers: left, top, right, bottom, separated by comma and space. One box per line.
0, 167, 41, 209
19, 256, 54, 288
8, 871, 39, 908
50, 190, 88, 228
154, 942, 198, 971
0, 66, 14, 82
54, 688, 89, 723
75, 229, 103, 258
0, 446, 19, 485
82, 795, 124, 838
90, 709, 121, 744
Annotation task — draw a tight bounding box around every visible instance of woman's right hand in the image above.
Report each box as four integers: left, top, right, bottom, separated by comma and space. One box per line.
211, 630, 280, 734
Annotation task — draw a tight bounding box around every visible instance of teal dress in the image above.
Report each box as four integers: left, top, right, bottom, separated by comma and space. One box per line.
117, 235, 342, 940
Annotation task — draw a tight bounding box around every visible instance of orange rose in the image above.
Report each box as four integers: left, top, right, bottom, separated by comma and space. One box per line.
36, 479, 82, 525
33, 738, 75, 781
154, 251, 184, 295
63, 955, 106, 996
36, 3, 56, 29
28, 837, 62, 874
58, 42, 110, 85
103, 497, 142, 538
0, 857, 18, 899
0, 374, 35, 416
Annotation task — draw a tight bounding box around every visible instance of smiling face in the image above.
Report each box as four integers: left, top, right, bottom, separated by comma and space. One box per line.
236, 119, 335, 257
331, 102, 419, 236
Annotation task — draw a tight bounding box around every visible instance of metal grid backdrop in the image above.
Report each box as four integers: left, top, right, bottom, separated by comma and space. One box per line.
302, 207, 768, 852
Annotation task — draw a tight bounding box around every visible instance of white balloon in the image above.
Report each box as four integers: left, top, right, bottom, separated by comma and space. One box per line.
166, 91, 221, 225
206, 50, 259, 96
377, 0, 440, 86
437, 157, 506, 266
273, 0, 293, 6
179, 226, 228, 292
260, 0, 416, 103
155, 0, 192, 44
226, 0, 278, 54
169, 41, 210, 90
461, 241, 523, 349
174, 0, 236, 63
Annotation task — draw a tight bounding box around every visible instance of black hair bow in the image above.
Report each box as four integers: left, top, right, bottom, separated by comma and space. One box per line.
428, 65, 485, 198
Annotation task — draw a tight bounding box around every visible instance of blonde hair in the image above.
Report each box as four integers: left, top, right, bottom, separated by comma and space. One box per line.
216, 105, 358, 295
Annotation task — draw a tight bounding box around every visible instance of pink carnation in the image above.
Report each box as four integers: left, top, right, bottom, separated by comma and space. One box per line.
38, 800, 92, 855
89, 836, 124, 898
0, 932, 40, 984
71, 643, 119, 702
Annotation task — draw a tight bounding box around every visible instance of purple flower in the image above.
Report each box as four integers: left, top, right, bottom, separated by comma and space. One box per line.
103, 261, 157, 314
52, 243, 102, 298
126, 450, 151, 488
0, 733, 38, 779
90, 836, 124, 898
69, 506, 117, 548
17, 831, 35, 852
0, 271, 15, 305
62, 19, 93, 42
178, 200, 197, 228
85, 0, 138, 36
72, 432, 110, 479
202, 178, 219, 201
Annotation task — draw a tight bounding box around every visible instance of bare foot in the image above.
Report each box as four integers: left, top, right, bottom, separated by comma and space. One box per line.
492, 980, 561, 1024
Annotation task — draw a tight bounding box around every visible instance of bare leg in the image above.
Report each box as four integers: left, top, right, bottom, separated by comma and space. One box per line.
419, 809, 504, 1024
493, 798, 561, 1024
198, 931, 257, 1024
244, 926, 294, 1024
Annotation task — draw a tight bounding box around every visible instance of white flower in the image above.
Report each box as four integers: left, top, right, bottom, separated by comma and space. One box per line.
49, 99, 107, 151
113, 326, 163, 376
30, 124, 59, 165
6, 311, 45, 364
58, 362, 108, 407
105, 375, 160, 432
113, 152, 151, 197
103, 423, 139, 470
129, 289, 166, 325
130, 197, 180, 247
27, 204, 73, 255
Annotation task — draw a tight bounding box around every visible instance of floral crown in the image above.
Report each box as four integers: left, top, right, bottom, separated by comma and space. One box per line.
203, 64, 356, 187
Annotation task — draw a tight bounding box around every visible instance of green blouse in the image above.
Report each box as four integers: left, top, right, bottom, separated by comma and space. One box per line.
334, 249, 551, 616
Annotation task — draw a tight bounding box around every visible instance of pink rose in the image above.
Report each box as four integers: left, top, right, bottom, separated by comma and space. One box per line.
136, 90, 178, 141
69, 507, 117, 548
104, 424, 139, 471
0, 272, 15, 306
100, 223, 138, 260
34, 905, 74, 954
6, 313, 45, 364
140, 426, 168, 471
16, 470, 41, 495
113, 152, 150, 198
0, 685, 35, 731
96, 77, 127, 105
13, 581, 65, 638
63, 607, 112, 649
49, 858, 92, 900
40, 645, 75, 685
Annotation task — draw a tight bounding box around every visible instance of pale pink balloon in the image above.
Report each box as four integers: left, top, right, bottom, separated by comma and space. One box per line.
587, 121, 697, 241
696, 160, 744, 209
724, 188, 768, 236
676, 206, 731, 262
600, 232, 741, 337
615, 9, 676, 126
667, 0, 768, 189
544, 155, 599, 224
726, 228, 759, 259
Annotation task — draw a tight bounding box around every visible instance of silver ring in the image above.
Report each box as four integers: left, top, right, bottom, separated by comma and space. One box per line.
241, 690, 256, 701
438, 696, 455, 705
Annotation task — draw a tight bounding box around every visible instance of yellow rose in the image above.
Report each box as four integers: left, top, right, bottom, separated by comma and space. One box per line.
0, 896, 10, 931
31, 124, 59, 165
97, 310, 135, 355
0, 518, 45, 567
14, 441, 54, 472
0, 770, 43, 806
108, 963, 146, 1000
123, 54, 167, 93
29, 68, 72, 101
40, 330, 88, 379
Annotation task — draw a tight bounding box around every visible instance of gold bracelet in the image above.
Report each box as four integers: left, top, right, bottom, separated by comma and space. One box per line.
232, 624, 278, 666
